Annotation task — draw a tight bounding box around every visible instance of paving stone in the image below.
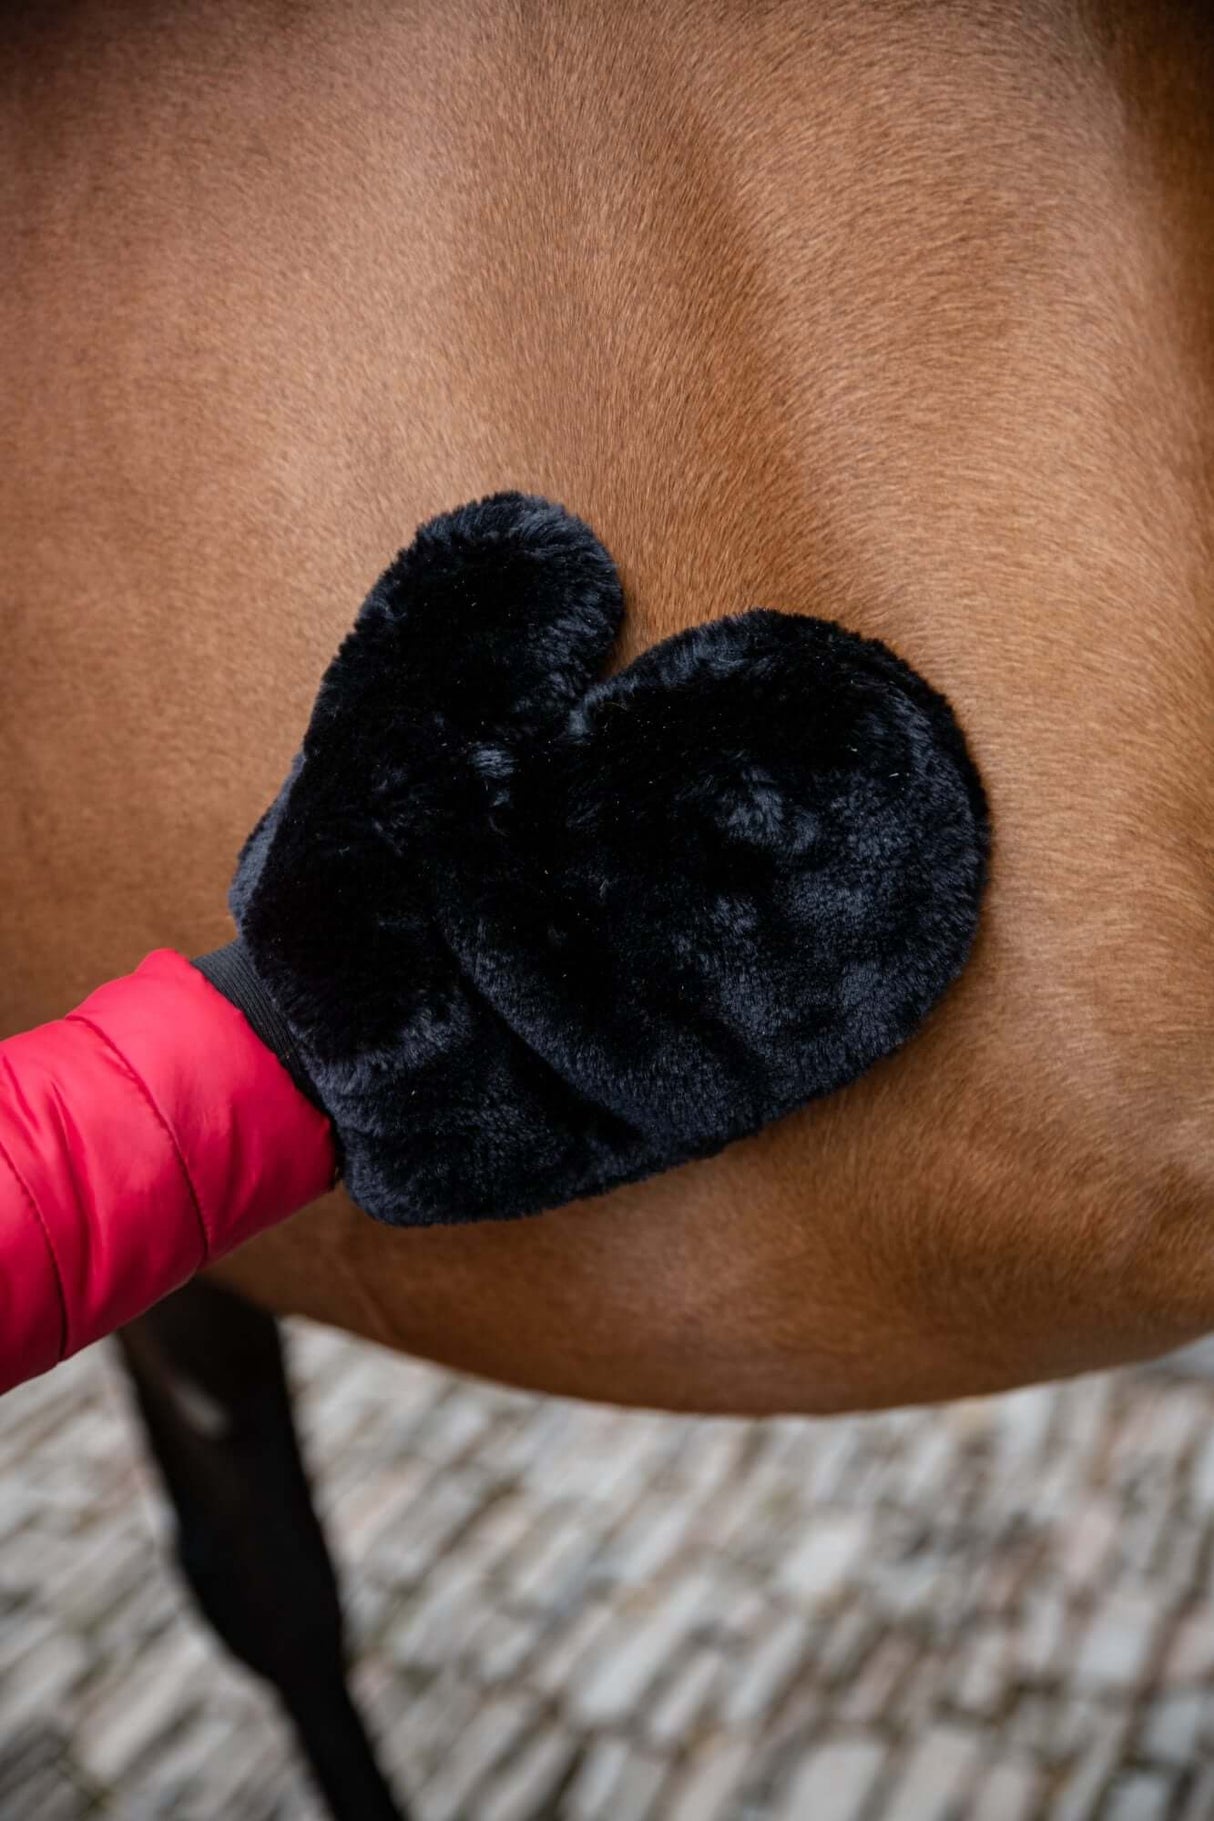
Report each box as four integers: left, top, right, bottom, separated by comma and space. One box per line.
609, 1744, 672, 1821
1016, 1587, 1070, 1679
9, 1325, 1214, 1818
1074, 1590, 1163, 1688
529, 1601, 616, 1697
881, 1723, 981, 1820
571, 1577, 712, 1725
1177, 1762, 1214, 1821
647, 1647, 724, 1746
968, 1756, 1042, 1821
893, 1646, 952, 1731
1053, 1709, 1133, 1821
0, 1722, 87, 1817
0, 1753, 92, 1821
1050, 1692, 1108, 1760
712, 1586, 771, 1647
836, 1635, 916, 1723
894, 1426, 956, 1505
120, 1707, 238, 1809
387, 1554, 490, 1670
951, 1623, 1008, 1716
799, 1427, 858, 1505
0, 1632, 90, 1735
469, 1609, 542, 1683
1139, 1688, 1209, 1764
610, 1499, 695, 1585
460, 1496, 540, 1582
1058, 1498, 1121, 1589
1188, 1426, 1214, 1509
779, 1516, 870, 1605
478, 1727, 577, 1821
374, 1473, 483, 1584
991, 1386, 1055, 1468
774, 1735, 885, 1820
563, 1738, 635, 1820
170, 1703, 296, 1820
1163, 1602, 1214, 1682
721, 1614, 811, 1726
817, 1606, 877, 1684
665, 1734, 755, 1821
413, 1394, 494, 1467
507, 1507, 602, 1609
74, 1632, 234, 1793
675, 1427, 749, 1501
1103, 1768, 1175, 1820
387, 1670, 482, 1787
329, 1465, 431, 1558
415, 1691, 535, 1821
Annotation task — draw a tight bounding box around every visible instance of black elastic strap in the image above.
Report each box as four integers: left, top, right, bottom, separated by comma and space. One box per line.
193, 940, 324, 1114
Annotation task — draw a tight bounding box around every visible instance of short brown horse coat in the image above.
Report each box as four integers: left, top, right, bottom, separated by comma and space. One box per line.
3, 0, 1212, 1414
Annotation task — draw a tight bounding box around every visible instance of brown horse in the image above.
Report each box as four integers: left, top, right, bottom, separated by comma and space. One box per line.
3, 2, 1212, 1808
5, 0, 1212, 1415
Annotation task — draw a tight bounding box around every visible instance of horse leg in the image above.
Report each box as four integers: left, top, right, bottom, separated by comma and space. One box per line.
114, 1279, 407, 1821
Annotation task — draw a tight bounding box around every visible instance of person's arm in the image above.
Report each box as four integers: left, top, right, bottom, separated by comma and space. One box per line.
0, 949, 335, 1395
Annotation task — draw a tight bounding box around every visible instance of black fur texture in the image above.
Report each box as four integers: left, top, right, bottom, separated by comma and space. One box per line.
231, 492, 989, 1226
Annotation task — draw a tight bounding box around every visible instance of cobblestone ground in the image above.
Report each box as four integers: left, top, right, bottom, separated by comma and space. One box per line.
6, 1332, 1214, 1821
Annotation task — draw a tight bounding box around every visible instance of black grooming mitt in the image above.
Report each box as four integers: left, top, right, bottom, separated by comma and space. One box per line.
208, 492, 988, 1226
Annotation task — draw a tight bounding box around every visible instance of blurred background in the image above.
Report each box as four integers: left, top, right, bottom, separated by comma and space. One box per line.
5, 1324, 1214, 1820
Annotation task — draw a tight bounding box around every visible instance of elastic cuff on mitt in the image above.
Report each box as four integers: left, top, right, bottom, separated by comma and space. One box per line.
194, 940, 324, 1115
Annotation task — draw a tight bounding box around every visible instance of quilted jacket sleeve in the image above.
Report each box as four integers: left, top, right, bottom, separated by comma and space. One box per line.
0, 950, 335, 1395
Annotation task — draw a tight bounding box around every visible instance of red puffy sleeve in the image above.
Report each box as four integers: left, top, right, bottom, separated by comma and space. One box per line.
0, 950, 336, 1394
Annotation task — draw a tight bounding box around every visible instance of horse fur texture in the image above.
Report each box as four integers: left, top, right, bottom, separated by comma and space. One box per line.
229, 492, 989, 1227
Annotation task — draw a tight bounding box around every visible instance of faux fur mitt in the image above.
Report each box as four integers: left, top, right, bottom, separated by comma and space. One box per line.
205, 492, 988, 1226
